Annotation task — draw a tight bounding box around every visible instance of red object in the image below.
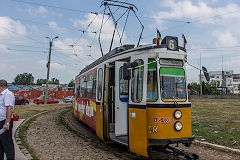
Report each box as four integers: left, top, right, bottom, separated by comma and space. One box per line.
13, 114, 19, 121
15, 95, 29, 105
33, 97, 59, 104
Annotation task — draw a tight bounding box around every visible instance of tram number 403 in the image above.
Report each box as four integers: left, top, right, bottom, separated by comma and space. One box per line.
149, 126, 158, 133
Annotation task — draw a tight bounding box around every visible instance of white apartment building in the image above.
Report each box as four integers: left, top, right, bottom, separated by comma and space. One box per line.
233, 74, 240, 94
200, 70, 234, 93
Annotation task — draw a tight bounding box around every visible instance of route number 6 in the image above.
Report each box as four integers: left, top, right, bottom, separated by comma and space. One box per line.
168, 39, 175, 50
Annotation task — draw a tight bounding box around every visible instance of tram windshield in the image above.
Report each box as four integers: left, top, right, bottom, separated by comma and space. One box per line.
160, 67, 187, 101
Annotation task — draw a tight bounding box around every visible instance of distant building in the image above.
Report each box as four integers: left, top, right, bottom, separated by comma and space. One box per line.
41, 84, 58, 91
209, 70, 233, 93
8, 85, 21, 91
200, 70, 234, 94
21, 85, 33, 90
233, 74, 240, 94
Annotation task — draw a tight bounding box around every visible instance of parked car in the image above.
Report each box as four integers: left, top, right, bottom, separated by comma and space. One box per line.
63, 96, 73, 103
33, 97, 59, 104
15, 95, 29, 105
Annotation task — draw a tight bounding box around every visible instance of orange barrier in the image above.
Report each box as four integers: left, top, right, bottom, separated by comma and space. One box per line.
10, 90, 73, 100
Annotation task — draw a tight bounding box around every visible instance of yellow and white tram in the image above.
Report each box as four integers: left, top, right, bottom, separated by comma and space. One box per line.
73, 36, 196, 158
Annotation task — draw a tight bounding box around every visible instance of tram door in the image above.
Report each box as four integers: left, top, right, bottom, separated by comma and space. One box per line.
129, 57, 148, 157
115, 61, 128, 137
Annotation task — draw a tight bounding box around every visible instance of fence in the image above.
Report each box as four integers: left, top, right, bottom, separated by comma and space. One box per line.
11, 90, 73, 100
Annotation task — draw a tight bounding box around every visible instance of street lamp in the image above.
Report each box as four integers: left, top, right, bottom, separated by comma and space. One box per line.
45, 36, 59, 104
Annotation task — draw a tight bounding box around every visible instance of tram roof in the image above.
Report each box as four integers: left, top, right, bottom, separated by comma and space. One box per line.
78, 44, 186, 76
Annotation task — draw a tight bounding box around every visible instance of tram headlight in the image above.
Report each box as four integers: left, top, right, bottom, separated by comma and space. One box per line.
174, 110, 182, 119
174, 121, 183, 131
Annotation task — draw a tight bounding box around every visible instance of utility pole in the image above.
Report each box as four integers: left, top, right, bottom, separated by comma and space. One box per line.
221, 56, 224, 94
45, 36, 59, 104
200, 53, 202, 96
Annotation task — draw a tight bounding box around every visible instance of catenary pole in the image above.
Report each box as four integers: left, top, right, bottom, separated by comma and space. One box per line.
45, 36, 58, 104
200, 53, 202, 95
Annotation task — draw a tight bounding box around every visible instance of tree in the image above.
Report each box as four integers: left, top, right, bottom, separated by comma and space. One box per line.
13, 73, 34, 85
187, 82, 200, 95
50, 78, 59, 85
202, 80, 220, 95
36, 79, 47, 85
68, 79, 74, 87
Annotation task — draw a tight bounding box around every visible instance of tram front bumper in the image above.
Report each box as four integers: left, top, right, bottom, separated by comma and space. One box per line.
149, 136, 195, 145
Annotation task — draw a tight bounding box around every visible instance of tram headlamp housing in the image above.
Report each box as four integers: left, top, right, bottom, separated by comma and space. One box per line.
174, 110, 182, 119
174, 121, 183, 131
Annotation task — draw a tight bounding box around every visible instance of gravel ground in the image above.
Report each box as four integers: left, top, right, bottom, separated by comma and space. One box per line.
25, 107, 240, 160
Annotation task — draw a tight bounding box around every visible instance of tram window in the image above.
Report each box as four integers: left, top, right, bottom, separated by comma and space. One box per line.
97, 68, 103, 101
75, 79, 79, 98
147, 59, 158, 101
78, 78, 81, 97
92, 71, 97, 99
160, 67, 187, 100
74, 79, 77, 97
119, 66, 129, 102
86, 77, 93, 98
80, 78, 86, 98
131, 59, 144, 102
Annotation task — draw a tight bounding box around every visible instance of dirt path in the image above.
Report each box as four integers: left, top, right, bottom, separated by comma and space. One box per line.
25, 107, 240, 160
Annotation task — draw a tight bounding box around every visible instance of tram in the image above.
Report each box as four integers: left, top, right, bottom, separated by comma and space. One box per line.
73, 36, 197, 158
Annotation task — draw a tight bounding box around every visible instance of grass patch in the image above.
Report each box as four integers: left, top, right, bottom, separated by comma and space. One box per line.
14, 104, 72, 119
191, 99, 240, 148
18, 116, 39, 160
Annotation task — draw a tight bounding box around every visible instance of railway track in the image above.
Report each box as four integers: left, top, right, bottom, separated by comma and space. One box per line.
61, 111, 197, 160
24, 107, 240, 160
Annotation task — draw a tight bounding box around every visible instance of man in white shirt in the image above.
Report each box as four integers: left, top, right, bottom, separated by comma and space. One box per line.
0, 80, 15, 160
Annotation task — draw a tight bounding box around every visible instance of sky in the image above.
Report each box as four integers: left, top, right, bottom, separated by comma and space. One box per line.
1, 0, 240, 84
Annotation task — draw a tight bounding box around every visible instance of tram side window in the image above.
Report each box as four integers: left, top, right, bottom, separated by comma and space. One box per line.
97, 68, 103, 101
119, 66, 128, 102
131, 59, 144, 102
92, 71, 97, 99
74, 79, 77, 97
86, 74, 93, 98
147, 59, 158, 101
80, 78, 87, 98
77, 79, 80, 98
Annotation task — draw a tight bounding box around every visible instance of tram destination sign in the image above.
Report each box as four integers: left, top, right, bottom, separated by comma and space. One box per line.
160, 59, 183, 66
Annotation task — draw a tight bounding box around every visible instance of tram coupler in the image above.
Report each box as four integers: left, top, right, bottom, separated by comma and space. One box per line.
168, 146, 199, 160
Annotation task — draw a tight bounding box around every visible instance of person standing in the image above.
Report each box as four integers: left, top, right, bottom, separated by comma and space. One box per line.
0, 80, 15, 160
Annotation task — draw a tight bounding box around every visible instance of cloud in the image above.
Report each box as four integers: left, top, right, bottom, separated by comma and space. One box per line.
27, 6, 48, 16
39, 60, 65, 70
70, 13, 130, 54
38, 6, 48, 14
71, 13, 124, 41
47, 21, 67, 33
0, 16, 27, 39
213, 30, 238, 47
152, 0, 240, 29
48, 21, 58, 30
0, 44, 9, 52
53, 38, 98, 66
225, 56, 240, 73
0, 63, 16, 74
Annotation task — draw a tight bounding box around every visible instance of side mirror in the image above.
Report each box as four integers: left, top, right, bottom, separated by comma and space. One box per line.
123, 62, 131, 80
202, 66, 210, 82
131, 61, 138, 68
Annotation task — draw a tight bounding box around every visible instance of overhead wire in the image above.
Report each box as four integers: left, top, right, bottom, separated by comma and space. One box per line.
9, 1, 240, 57
10, 0, 191, 24
10, 0, 93, 14
0, 42, 47, 49
72, 10, 104, 47
0, 26, 48, 45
